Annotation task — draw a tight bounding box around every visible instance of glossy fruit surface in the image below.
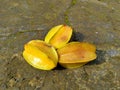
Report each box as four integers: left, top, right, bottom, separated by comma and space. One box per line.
23, 40, 58, 70
45, 25, 72, 48
57, 42, 97, 68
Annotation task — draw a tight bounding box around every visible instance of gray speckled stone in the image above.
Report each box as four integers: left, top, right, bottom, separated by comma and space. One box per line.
0, 0, 120, 90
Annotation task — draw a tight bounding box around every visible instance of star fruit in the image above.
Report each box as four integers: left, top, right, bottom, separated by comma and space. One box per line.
45, 25, 73, 49
23, 24, 97, 70
57, 42, 97, 68
23, 40, 58, 70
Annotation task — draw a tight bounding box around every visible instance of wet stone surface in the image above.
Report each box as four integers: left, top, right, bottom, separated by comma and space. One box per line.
0, 0, 120, 90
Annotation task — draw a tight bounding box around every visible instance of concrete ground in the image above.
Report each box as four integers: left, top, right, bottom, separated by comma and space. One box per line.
0, 0, 120, 90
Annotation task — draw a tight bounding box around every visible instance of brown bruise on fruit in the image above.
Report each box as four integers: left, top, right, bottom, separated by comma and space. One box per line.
45, 25, 63, 43
45, 25, 73, 49
57, 42, 97, 68
59, 51, 96, 63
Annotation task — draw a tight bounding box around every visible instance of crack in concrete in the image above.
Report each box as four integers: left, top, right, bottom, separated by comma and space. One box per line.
0, 29, 44, 39
64, 0, 77, 26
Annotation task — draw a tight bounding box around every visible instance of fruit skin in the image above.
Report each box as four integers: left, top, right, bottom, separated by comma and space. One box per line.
45, 24, 73, 49
58, 62, 87, 69
57, 42, 97, 69
23, 40, 58, 70
22, 24, 97, 70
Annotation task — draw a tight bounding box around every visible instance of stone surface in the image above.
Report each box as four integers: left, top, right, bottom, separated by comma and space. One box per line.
0, 0, 120, 90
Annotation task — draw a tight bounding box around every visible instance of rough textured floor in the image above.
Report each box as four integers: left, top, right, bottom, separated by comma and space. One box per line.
0, 0, 120, 90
